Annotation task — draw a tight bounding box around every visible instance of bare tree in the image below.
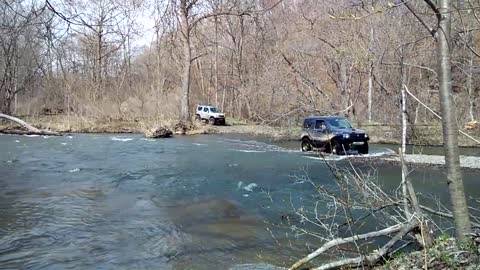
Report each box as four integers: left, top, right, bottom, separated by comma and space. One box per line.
0, 1, 48, 114
174, 0, 252, 122
423, 0, 472, 244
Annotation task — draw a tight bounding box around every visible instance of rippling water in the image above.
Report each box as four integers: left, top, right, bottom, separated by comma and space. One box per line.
0, 134, 478, 269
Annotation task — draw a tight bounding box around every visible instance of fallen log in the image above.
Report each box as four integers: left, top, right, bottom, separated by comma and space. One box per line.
289, 220, 419, 270
0, 113, 62, 136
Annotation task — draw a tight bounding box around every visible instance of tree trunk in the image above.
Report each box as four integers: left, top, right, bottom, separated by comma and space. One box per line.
368, 64, 373, 123
214, 16, 219, 107
400, 54, 410, 217
197, 60, 206, 100
437, 0, 472, 244
368, 29, 374, 123
467, 49, 475, 122
1, 97, 13, 115
179, 0, 192, 122
340, 61, 349, 116
400, 46, 433, 247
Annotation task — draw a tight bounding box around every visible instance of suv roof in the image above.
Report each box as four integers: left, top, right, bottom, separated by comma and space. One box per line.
197, 105, 216, 108
304, 116, 346, 120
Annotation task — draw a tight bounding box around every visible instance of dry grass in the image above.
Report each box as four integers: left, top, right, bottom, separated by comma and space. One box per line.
377, 235, 480, 270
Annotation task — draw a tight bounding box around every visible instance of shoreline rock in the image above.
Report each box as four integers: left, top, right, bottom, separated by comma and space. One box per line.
144, 126, 173, 138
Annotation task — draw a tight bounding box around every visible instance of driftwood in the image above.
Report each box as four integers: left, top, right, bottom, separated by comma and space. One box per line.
0, 113, 61, 136
289, 219, 419, 270
285, 157, 433, 270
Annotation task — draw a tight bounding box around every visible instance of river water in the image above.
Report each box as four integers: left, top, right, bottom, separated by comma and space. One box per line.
0, 134, 478, 269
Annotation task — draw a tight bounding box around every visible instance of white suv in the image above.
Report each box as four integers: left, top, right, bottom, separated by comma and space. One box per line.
195, 105, 226, 125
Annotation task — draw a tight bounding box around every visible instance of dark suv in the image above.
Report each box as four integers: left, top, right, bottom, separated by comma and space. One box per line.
300, 116, 369, 154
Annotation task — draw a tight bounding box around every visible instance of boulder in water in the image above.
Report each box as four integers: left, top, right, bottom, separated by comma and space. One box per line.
145, 126, 173, 138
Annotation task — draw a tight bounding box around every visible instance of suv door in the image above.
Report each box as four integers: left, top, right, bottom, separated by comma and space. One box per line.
314, 120, 329, 145
202, 107, 209, 119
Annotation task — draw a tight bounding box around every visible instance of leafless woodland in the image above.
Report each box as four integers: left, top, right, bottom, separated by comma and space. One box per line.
2, 0, 480, 268
1, 0, 479, 125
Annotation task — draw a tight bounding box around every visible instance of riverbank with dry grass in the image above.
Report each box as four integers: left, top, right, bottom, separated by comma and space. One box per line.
0, 114, 302, 139
1, 114, 479, 147
376, 235, 480, 270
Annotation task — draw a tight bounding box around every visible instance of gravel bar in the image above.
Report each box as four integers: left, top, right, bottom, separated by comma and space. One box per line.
383, 154, 480, 169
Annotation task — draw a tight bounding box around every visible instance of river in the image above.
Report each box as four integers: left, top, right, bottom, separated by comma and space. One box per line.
0, 134, 478, 269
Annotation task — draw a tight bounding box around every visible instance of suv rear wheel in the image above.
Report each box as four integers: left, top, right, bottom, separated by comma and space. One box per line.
301, 138, 313, 152
195, 114, 201, 121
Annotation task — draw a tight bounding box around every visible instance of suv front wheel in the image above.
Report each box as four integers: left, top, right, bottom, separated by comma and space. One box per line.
331, 140, 346, 155
301, 138, 313, 152
208, 117, 216, 125
358, 142, 369, 155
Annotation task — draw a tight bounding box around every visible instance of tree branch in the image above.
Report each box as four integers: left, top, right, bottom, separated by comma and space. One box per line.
420, 205, 480, 228
312, 220, 418, 270
404, 2, 437, 37
190, 10, 251, 29
281, 53, 337, 111
289, 220, 418, 270
423, 0, 441, 21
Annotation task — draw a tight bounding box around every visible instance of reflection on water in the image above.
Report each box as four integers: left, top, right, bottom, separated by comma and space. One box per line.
0, 134, 478, 269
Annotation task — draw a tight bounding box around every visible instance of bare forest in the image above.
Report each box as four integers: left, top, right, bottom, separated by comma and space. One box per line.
1, 0, 479, 127
3, 1, 480, 269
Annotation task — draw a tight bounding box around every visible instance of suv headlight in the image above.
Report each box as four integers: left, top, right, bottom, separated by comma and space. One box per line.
365, 133, 369, 138
343, 134, 350, 139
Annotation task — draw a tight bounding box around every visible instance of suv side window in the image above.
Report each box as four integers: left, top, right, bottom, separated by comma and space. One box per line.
203, 108, 208, 112
315, 120, 326, 130
197, 106, 203, 111
304, 119, 313, 129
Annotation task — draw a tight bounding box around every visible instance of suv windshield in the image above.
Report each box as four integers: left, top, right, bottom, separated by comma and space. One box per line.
209, 107, 217, 113
327, 118, 352, 129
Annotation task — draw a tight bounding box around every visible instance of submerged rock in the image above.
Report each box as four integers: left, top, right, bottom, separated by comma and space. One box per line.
145, 126, 173, 138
